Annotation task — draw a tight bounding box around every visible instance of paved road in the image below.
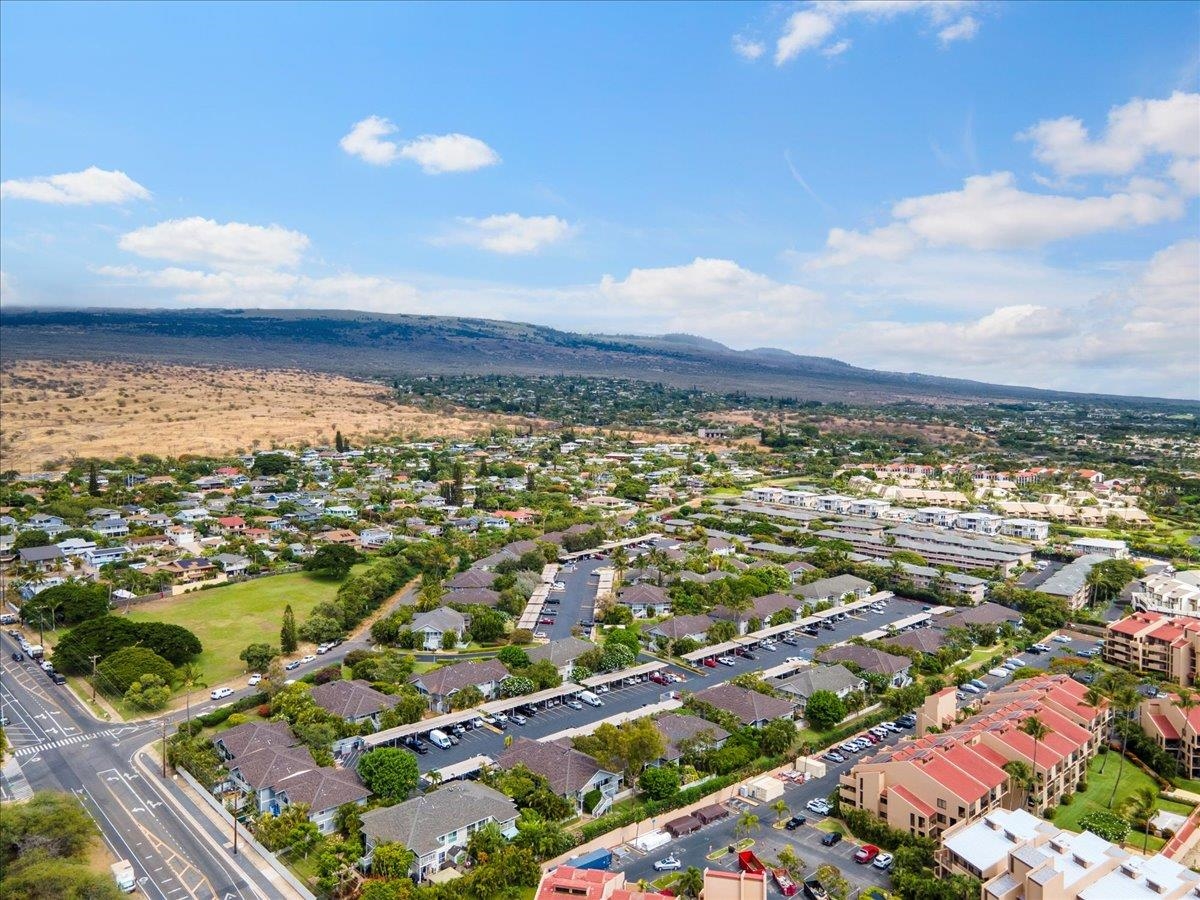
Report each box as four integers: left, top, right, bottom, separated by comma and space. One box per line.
1, 632, 290, 900
544, 557, 604, 641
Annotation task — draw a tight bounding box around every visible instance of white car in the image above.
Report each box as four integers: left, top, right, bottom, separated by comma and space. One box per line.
511, 714, 528, 726
989, 667, 1012, 678
247, 674, 262, 686
595, 684, 610, 694
717, 655, 737, 666
300, 654, 317, 664
806, 799, 832, 814
552, 581, 566, 590
1053, 634, 1072, 643
210, 687, 235, 700
785, 656, 805, 666
873, 852, 894, 870
533, 630, 548, 639
653, 855, 681, 872
316, 643, 332, 654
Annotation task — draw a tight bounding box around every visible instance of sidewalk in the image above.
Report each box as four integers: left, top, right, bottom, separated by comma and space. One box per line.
135, 744, 307, 900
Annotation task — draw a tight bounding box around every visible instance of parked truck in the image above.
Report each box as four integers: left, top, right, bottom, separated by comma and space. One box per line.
566, 847, 613, 871
110, 860, 136, 893
772, 868, 799, 897
738, 850, 766, 876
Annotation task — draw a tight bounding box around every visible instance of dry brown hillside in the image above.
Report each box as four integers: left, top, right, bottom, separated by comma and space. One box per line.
0, 360, 542, 467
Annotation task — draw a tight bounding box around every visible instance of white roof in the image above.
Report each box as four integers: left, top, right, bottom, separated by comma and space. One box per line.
943, 808, 1043, 871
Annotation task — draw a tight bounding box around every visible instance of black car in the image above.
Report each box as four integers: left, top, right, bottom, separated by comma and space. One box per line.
403, 737, 429, 755
785, 815, 808, 830
740, 651, 757, 661
11, 651, 22, 661
51, 673, 67, 685
821, 831, 843, 846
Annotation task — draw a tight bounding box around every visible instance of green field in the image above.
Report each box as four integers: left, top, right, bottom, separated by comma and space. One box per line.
127, 565, 371, 687
1053, 753, 1180, 851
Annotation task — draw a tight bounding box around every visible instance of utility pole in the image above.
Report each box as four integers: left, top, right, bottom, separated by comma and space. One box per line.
232, 806, 239, 855
89, 655, 101, 702
161, 718, 167, 779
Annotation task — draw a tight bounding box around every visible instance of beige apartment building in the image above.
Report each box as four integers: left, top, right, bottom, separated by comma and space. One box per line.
1141, 694, 1200, 779
1104, 611, 1200, 686
937, 806, 1199, 900
839, 675, 1108, 839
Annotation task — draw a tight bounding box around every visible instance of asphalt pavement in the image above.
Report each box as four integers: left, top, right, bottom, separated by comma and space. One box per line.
1, 630, 290, 900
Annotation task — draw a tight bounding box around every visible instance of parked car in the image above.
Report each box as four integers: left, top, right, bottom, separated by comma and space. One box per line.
300, 654, 317, 664
823, 752, 846, 763
821, 831, 843, 847
873, 852, 894, 870
565, 699, 583, 710
316, 643, 333, 654
806, 799, 832, 814
284, 660, 301, 671
704, 657, 718, 668
854, 845, 880, 864
539, 617, 555, 625
51, 673, 66, 685
785, 656, 805, 666
785, 815, 808, 830
717, 656, 737, 666
781, 636, 799, 646
653, 855, 681, 872
210, 687, 234, 700
1053, 634, 1072, 643
533, 630, 548, 639
10, 651, 22, 661
649, 672, 668, 685
247, 674, 262, 686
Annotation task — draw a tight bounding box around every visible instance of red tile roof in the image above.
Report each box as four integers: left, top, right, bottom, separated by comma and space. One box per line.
1149, 714, 1181, 741
890, 783, 936, 818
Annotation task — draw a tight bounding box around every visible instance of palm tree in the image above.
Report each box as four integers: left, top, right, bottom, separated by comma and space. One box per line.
1021, 716, 1051, 812
610, 546, 629, 586
734, 812, 760, 838
1123, 785, 1159, 852
179, 663, 207, 728
1003, 760, 1034, 810
676, 867, 705, 899
1108, 685, 1140, 808
772, 799, 789, 823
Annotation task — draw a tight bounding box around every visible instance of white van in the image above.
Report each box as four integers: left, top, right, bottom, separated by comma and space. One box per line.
578, 691, 604, 708
427, 729, 452, 749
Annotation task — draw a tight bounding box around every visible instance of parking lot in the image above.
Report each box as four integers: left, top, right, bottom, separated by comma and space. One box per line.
615, 729, 907, 894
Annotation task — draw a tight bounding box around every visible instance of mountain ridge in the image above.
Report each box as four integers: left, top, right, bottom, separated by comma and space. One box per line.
0, 306, 1189, 407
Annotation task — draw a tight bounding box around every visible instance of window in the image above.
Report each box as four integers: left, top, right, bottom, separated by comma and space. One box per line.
937, 798, 947, 810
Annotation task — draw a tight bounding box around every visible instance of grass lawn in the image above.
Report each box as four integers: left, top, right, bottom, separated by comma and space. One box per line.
127, 564, 373, 687
1054, 753, 1178, 850
1171, 777, 1200, 796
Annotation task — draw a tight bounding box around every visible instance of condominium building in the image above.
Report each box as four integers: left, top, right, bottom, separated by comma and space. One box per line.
839, 675, 1108, 839
938, 807, 1199, 900
1132, 572, 1200, 619
1104, 611, 1200, 685
1141, 694, 1200, 779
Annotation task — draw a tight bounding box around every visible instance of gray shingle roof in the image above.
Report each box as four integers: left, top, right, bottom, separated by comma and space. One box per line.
777, 665, 866, 701
525, 636, 595, 668
276, 766, 370, 813
361, 781, 517, 856
410, 607, 466, 634
410, 659, 508, 697
691, 684, 796, 726
214, 721, 298, 760
310, 679, 399, 721
497, 737, 612, 795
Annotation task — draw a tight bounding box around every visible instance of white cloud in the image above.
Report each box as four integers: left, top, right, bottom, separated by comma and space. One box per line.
0, 166, 150, 205
118, 217, 310, 271
446, 213, 572, 254
599, 258, 825, 339
768, 1, 978, 64
340, 116, 500, 173
938, 15, 979, 44
831, 239, 1200, 398
398, 133, 501, 174
1020, 91, 1200, 178
732, 35, 766, 61
97, 264, 423, 312
775, 10, 837, 64
813, 172, 1184, 265
339, 115, 401, 165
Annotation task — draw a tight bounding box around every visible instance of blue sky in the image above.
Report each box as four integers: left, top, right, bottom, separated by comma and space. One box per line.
2, 1, 1198, 398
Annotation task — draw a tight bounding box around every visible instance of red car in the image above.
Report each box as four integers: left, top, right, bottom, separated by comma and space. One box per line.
649, 672, 668, 685
704, 657, 718, 668
854, 845, 880, 864
539, 617, 555, 624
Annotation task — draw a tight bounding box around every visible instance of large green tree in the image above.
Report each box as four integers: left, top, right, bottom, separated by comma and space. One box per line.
804, 690, 846, 731
356, 748, 419, 802
281, 604, 298, 654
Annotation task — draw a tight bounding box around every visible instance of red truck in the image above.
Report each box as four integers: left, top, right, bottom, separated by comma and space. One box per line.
738, 850, 767, 876
773, 869, 799, 897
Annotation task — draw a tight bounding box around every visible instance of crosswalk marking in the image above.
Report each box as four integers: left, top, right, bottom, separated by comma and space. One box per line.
14, 727, 128, 757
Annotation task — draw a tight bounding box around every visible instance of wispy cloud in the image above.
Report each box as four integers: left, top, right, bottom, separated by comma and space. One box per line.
340, 116, 500, 174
